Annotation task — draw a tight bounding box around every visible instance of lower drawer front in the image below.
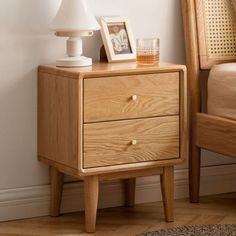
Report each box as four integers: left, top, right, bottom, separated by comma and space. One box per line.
83, 116, 180, 168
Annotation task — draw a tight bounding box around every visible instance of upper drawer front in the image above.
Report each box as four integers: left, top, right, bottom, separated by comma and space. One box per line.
84, 73, 179, 123
83, 116, 179, 169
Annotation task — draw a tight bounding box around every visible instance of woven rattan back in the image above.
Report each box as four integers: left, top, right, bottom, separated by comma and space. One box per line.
195, 0, 236, 69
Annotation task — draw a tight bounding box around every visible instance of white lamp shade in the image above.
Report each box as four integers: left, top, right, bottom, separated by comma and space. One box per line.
50, 0, 100, 32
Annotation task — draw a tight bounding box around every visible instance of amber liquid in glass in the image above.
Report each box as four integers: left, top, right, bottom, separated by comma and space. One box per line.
137, 54, 159, 65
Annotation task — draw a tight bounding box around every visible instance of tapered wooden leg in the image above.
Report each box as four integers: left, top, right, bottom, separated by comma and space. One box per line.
189, 145, 201, 203
84, 175, 99, 233
124, 178, 136, 207
50, 166, 64, 217
160, 166, 174, 222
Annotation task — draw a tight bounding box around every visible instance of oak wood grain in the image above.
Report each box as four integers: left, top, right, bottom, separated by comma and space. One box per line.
38, 156, 80, 178
160, 166, 174, 222
84, 73, 179, 123
84, 116, 180, 168
38, 64, 187, 176
98, 167, 163, 181
182, 0, 201, 203
38, 62, 187, 79
38, 72, 79, 169
84, 175, 99, 233
196, 113, 236, 158
38, 63, 187, 232
182, 0, 236, 203
50, 167, 64, 217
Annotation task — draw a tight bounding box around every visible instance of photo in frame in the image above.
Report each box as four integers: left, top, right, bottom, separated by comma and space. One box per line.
99, 17, 136, 62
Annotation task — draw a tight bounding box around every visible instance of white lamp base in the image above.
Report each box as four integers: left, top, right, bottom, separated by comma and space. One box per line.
56, 56, 92, 67
56, 37, 92, 67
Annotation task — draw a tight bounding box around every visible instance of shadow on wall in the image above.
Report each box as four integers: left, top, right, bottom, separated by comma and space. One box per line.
83, 31, 103, 62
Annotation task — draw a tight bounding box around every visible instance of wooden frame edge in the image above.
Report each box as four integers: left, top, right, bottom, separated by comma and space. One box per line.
99, 16, 136, 63
196, 113, 236, 158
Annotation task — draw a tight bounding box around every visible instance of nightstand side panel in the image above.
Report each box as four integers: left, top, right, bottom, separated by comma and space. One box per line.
38, 72, 79, 170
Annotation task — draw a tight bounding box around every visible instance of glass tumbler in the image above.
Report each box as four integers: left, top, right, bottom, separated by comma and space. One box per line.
136, 38, 160, 65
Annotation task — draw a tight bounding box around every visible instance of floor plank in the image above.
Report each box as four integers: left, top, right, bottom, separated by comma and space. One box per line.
0, 193, 236, 235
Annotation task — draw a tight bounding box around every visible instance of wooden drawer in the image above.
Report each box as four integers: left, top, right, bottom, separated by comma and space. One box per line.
83, 116, 180, 168
84, 73, 179, 123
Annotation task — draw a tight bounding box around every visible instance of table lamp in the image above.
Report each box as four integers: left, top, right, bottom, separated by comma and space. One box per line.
50, 0, 100, 67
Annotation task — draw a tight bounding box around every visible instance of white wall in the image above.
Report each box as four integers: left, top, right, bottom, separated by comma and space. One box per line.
0, 0, 235, 217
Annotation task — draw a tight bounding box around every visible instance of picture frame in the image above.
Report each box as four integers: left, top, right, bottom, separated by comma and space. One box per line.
99, 17, 136, 62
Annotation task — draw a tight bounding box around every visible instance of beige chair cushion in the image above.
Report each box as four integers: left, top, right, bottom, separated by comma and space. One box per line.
234, 0, 236, 13
208, 63, 236, 120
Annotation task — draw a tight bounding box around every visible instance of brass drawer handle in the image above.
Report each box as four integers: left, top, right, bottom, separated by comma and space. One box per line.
131, 95, 138, 101
131, 140, 137, 145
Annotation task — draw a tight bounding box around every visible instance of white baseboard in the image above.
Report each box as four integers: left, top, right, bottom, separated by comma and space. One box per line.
1, 164, 236, 222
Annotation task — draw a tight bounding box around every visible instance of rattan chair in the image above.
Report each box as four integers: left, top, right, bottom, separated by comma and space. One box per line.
182, 0, 236, 203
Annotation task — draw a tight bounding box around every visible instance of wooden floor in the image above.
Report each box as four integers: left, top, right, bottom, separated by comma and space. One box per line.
0, 193, 236, 236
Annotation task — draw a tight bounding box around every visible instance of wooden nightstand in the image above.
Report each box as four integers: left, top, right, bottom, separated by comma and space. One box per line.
38, 62, 188, 233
